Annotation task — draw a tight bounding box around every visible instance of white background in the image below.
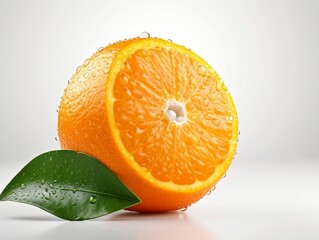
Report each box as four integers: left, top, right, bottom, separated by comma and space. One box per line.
1, 0, 319, 239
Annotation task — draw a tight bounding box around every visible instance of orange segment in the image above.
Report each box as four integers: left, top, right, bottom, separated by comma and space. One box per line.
58, 37, 238, 212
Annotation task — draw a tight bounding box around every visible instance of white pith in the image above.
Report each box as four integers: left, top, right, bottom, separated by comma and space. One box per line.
165, 100, 187, 124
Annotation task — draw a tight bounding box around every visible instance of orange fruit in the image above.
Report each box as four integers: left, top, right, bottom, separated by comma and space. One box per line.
58, 36, 238, 212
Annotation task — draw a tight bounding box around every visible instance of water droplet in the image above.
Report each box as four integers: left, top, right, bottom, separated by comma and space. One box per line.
76, 66, 82, 72
54, 137, 58, 141
136, 127, 144, 134
238, 131, 241, 135
89, 195, 97, 204
49, 183, 55, 189
207, 190, 212, 195
197, 65, 206, 76
72, 189, 77, 193
139, 31, 150, 38
20, 184, 26, 189
72, 202, 76, 206
167, 39, 172, 42
179, 206, 188, 212
52, 190, 56, 194
83, 59, 90, 66
41, 179, 46, 185
216, 81, 223, 91
83, 72, 89, 78
42, 189, 51, 200
81, 184, 86, 188
223, 174, 226, 178
211, 118, 220, 126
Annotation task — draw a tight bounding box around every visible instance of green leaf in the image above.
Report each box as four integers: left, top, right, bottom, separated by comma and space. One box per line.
0, 150, 140, 220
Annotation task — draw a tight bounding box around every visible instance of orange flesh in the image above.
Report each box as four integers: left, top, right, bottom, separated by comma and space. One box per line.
113, 47, 233, 185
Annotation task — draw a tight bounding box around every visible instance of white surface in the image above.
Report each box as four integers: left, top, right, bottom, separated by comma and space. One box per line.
1, 161, 319, 240
1, 0, 319, 239
0, 0, 319, 163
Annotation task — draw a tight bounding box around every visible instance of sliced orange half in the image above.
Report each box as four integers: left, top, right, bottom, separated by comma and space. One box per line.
58, 37, 238, 211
